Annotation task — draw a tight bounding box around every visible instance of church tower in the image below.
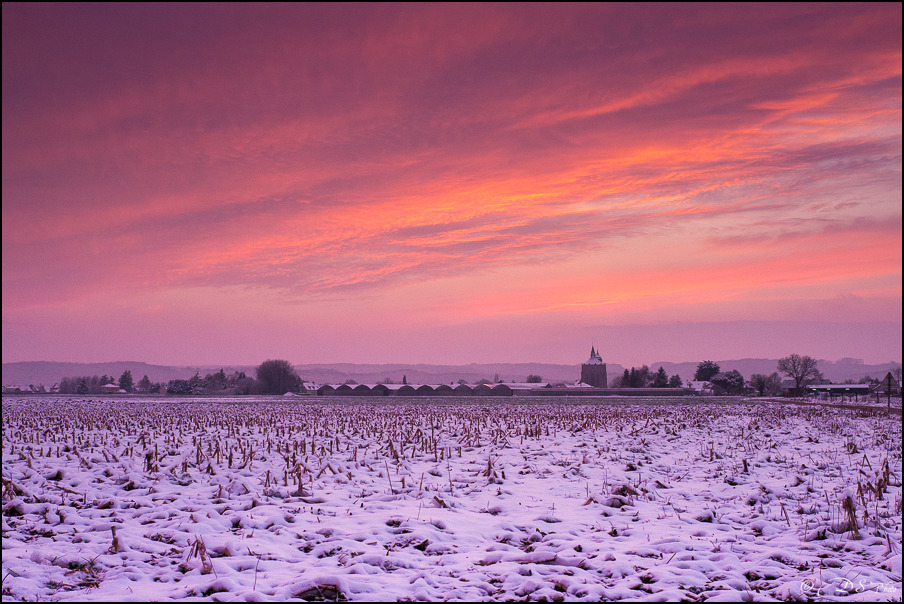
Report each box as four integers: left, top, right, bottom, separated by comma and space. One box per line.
580, 346, 607, 387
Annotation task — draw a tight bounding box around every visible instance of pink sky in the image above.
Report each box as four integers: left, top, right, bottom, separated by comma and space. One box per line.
3, 3, 901, 367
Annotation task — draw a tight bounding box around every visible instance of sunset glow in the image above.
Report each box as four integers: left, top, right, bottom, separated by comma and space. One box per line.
3, 3, 901, 366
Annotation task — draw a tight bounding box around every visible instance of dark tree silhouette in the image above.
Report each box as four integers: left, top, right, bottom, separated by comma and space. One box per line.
166, 379, 192, 395
256, 359, 301, 395
653, 367, 669, 388
118, 370, 133, 393
710, 370, 745, 395
694, 361, 721, 382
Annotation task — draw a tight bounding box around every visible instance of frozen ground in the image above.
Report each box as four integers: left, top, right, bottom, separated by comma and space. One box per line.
2, 396, 901, 602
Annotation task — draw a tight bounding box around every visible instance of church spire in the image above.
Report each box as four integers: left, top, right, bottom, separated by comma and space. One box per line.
581, 344, 607, 386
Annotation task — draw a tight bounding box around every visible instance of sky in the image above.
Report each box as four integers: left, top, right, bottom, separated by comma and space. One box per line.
2, 3, 902, 368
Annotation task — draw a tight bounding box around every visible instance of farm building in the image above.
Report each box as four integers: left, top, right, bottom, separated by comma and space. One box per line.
686, 381, 715, 394
807, 384, 873, 396
317, 383, 516, 396
874, 372, 902, 395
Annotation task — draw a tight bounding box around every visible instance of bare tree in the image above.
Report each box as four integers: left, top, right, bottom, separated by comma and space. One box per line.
749, 372, 783, 396
777, 354, 823, 395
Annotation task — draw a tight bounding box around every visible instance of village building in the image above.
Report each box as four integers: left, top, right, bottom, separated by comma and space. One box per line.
317, 347, 693, 397
686, 380, 714, 394
579, 346, 607, 388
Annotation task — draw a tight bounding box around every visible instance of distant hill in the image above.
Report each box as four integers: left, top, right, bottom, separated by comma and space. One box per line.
290, 362, 603, 386
3, 358, 899, 390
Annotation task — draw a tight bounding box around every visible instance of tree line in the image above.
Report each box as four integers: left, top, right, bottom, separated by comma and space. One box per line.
50, 353, 885, 397
58, 372, 146, 394
604, 354, 843, 395
609, 365, 684, 388
688, 354, 825, 395
57, 360, 303, 396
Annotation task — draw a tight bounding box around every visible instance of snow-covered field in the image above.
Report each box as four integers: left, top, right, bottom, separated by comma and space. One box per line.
2, 396, 901, 602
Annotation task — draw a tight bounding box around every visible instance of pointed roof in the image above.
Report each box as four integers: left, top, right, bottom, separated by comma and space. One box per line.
584, 346, 603, 365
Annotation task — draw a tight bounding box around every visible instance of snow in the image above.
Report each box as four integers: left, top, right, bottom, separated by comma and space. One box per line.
2, 395, 901, 601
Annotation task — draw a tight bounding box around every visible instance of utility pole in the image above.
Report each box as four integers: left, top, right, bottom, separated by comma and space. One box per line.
880, 372, 895, 413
